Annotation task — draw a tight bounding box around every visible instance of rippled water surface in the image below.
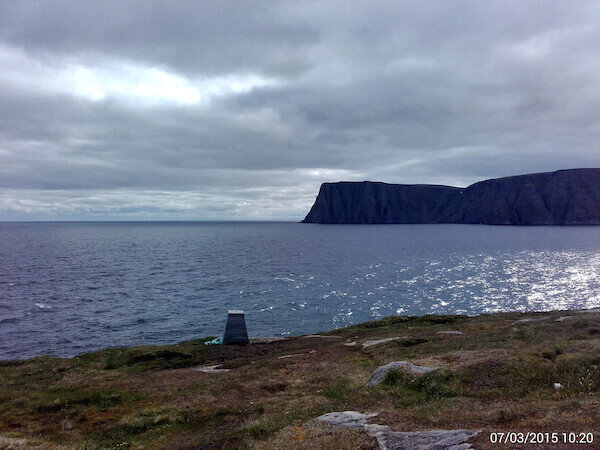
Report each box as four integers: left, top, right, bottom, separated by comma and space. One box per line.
1, 222, 600, 359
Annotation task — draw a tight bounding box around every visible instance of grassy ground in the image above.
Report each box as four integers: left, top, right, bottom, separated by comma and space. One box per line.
1, 310, 599, 448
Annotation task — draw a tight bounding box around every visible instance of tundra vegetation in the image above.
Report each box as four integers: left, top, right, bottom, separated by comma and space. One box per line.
1, 310, 599, 448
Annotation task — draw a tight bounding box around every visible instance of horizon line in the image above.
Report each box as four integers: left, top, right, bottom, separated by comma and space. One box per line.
0, 219, 301, 224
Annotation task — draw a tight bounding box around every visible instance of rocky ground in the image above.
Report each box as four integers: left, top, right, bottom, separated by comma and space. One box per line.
1, 309, 599, 448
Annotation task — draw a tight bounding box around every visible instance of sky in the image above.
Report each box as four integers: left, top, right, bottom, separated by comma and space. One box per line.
1, 1, 600, 221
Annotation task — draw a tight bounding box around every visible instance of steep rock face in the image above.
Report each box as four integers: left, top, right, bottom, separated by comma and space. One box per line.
302, 169, 600, 225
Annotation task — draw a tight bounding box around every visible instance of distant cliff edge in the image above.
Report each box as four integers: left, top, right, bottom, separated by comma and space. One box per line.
301, 169, 600, 225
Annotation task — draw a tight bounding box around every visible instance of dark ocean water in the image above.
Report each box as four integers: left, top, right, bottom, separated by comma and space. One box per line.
1, 222, 600, 360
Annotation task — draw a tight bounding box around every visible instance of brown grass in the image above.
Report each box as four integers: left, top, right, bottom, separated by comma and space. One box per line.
1, 310, 599, 448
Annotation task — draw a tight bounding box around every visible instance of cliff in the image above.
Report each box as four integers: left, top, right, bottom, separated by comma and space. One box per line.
302, 168, 600, 225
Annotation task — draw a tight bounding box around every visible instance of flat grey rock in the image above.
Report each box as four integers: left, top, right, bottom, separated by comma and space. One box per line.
344, 341, 358, 346
437, 330, 463, 335
362, 337, 406, 348
192, 364, 230, 374
374, 429, 480, 450
514, 317, 546, 323
366, 361, 438, 386
555, 316, 573, 322
250, 337, 288, 344
314, 411, 378, 429
314, 411, 479, 449
304, 334, 343, 339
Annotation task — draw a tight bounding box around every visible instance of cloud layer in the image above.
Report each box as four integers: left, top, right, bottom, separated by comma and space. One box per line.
2, 1, 600, 220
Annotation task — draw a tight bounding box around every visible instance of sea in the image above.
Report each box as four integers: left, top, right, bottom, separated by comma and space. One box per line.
1, 222, 599, 360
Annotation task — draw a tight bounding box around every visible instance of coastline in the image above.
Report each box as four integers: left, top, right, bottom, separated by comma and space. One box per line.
1, 308, 599, 448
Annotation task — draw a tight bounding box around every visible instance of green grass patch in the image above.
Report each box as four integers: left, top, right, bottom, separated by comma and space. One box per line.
0, 359, 25, 367
239, 417, 281, 439
334, 314, 465, 334
395, 337, 429, 347
75, 338, 215, 371
36, 390, 142, 413
573, 318, 590, 330
237, 405, 328, 440
318, 379, 354, 400
98, 348, 197, 371
346, 354, 373, 367
380, 370, 458, 406
88, 412, 192, 446
458, 354, 600, 399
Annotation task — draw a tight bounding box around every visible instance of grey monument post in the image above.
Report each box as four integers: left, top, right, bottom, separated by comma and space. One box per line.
223, 310, 249, 344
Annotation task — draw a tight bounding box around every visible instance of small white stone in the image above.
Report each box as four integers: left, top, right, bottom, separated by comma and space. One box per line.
277, 353, 300, 359
555, 316, 572, 322
192, 364, 230, 373
554, 382, 564, 389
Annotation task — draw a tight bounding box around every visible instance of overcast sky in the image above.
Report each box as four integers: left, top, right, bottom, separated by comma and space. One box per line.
1, 1, 599, 220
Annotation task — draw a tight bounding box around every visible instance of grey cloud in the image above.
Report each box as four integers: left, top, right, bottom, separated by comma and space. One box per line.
1, 1, 600, 220
0, 1, 317, 78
